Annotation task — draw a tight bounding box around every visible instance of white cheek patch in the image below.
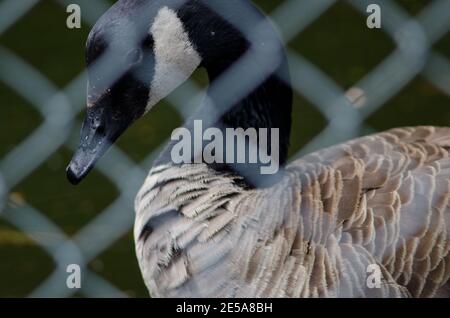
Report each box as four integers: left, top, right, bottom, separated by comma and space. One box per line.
146, 6, 202, 112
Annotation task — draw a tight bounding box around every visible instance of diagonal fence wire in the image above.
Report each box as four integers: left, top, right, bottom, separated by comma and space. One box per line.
0, 0, 449, 297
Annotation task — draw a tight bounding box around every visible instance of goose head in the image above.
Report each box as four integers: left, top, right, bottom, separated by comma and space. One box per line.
67, 0, 290, 185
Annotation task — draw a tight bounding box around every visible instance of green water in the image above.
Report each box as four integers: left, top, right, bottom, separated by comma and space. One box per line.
0, 0, 449, 297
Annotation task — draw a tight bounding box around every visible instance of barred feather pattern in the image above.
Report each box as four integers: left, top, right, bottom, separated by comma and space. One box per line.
134, 126, 450, 298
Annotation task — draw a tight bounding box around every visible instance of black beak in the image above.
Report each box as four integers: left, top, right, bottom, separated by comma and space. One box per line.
66, 100, 134, 185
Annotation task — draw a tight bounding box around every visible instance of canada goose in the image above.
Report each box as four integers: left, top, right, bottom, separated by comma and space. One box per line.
67, 0, 450, 297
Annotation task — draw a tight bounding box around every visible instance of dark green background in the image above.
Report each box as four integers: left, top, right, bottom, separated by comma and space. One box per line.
0, 0, 449, 297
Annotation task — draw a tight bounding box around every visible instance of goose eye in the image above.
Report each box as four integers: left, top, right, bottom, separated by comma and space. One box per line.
126, 48, 142, 65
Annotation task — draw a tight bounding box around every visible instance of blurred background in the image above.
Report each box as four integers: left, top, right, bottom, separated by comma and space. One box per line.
0, 0, 449, 297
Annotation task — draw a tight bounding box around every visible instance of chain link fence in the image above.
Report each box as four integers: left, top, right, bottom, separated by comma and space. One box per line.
0, 0, 449, 297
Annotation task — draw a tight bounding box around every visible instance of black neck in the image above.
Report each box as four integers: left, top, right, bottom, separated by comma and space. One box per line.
205, 62, 293, 163
156, 0, 293, 187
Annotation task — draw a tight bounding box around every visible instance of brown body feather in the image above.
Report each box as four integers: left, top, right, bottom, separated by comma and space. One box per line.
134, 126, 450, 297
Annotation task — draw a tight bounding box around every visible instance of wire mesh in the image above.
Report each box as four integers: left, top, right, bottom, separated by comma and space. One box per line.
0, 0, 449, 297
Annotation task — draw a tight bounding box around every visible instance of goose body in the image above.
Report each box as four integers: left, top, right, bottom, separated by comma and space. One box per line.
67, 0, 450, 297
135, 126, 450, 297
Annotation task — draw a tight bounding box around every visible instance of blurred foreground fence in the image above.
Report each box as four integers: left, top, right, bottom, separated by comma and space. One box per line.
1, 0, 450, 297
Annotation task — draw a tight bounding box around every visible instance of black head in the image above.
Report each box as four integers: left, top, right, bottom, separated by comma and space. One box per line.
66, 0, 292, 185
67, 0, 204, 184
